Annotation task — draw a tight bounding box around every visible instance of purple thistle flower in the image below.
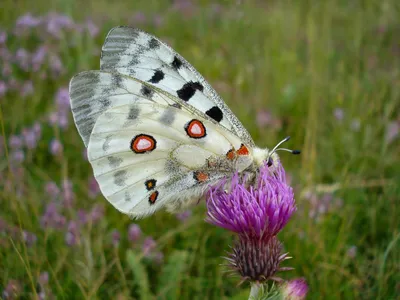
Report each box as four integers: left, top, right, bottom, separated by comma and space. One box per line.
48, 111, 69, 129
33, 122, 42, 136
2, 279, 22, 299
49, 54, 63, 75
131, 12, 147, 25
206, 162, 296, 240
22, 126, 39, 149
65, 221, 79, 246
2, 64, 12, 77
15, 48, 30, 71
45, 181, 60, 199
281, 278, 308, 300
0, 31, 7, 44
111, 229, 121, 247
256, 109, 282, 130
152, 251, 164, 265
40, 202, 66, 230
32, 46, 48, 71
16, 13, 42, 28
386, 120, 399, 144
206, 161, 296, 283
77, 209, 88, 225
22, 230, 37, 247
62, 179, 74, 207
172, 0, 197, 17
88, 177, 100, 199
142, 236, 157, 257
9, 135, 23, 149
49, 139, 63, 156
333, 107, 344, 121
39, 272, 49, 286
45, 12, 74, 37
0, 81, 7, 97
11, 150, 25, 163
85, 20, 99, 37
153, 15, 164, 28
176, 210, 192, 222
346, 245, 357, 259
128, 224, 142, 242
20, 80, 34, 97
89, 204, 104, 223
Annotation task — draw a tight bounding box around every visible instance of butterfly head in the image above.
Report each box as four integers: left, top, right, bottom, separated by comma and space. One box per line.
253, 136, 301, 168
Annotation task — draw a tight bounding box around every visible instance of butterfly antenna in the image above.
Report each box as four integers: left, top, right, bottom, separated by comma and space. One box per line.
270, 136, 301, 155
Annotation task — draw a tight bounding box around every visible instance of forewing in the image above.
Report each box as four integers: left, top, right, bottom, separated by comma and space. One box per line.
69, 70, 213, 147
88, 102, 251, 218
100, 26, 255, 146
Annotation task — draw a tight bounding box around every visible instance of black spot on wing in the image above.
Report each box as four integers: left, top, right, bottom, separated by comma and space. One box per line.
205, 106, 223, 122
99, 98, 111, 108
171, 56, 183, 70
140, 85, 154, 98
148, 38, 160, 49
145, 179, 157, 191
114, 170, 128, 187
124, 191, 131, 202
177, 81, 204, 102
108, 156, 123, 168
159, 107, 176, 125
103, 134, 113, 151
127, 106, 140, 120
149, 70, 164, 84
111, 73, 123, 88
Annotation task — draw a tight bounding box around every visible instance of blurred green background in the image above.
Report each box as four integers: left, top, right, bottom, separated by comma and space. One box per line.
0, 0, 399, 299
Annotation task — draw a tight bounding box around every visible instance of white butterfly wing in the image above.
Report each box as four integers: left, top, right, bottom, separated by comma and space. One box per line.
70, 71, 178, 147
88, 102, 252, 218
100, 26, 255, 147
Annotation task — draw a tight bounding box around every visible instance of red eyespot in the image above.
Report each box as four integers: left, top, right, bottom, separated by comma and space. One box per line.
226, 148, 236, 160
149, 191, 159, 204
131, 134, 157, 153
185, 119, 207, 139
193, 171, 209, 182
236, 144, 249, 156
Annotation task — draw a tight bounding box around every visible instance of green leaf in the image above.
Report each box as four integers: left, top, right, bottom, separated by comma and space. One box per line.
157, 250, 189, 300
126, 250, 152, 300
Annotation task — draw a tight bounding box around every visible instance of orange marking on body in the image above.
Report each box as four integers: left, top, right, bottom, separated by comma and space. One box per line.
131, 134, 156, 153
194, 171, 209, 182
236, 144, 249, 156
185, 119, 207, 139
149, 191, 159, 204
226, 148, 236, 160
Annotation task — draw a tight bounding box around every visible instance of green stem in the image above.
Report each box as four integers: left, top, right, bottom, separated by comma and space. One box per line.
249, 283, 261, 300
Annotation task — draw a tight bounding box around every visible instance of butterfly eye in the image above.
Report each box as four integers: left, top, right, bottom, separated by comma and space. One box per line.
267, 157, 273, 167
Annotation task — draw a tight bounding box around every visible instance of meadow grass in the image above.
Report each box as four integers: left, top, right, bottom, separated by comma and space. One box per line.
0, 0, 399, 299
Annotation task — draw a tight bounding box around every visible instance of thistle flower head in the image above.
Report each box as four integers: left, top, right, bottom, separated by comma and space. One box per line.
281, 278, 308, 300
206, 161, 296, 240
206, 161, 296, 283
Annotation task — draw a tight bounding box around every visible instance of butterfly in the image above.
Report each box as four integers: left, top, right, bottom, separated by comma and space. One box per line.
69, 27, 299, 218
